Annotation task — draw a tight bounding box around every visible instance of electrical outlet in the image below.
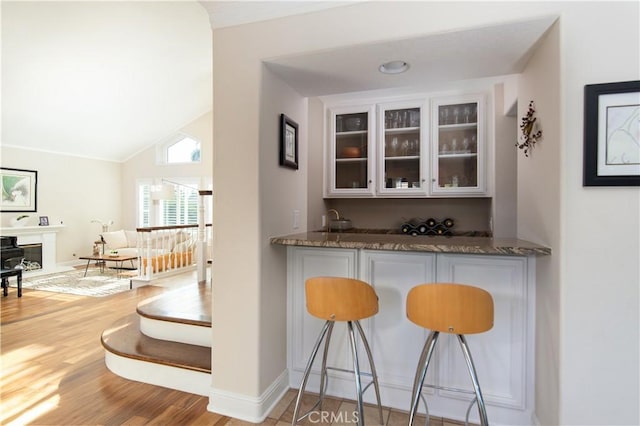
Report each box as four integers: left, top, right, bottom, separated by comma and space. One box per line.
321, 215, 326, 228
293, 210, 300, 230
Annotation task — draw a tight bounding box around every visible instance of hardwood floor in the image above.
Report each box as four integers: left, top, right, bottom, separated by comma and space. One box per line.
1, 270, 468, 425
1, 278, 227, 426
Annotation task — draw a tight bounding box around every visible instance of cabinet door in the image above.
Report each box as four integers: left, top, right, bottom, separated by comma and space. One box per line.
287, 247, 359, 391
435, 254, 531, 412
361, 250, 437, 399
377, 100, 428, 196
431, 95, 486, 195
326, 105, 375, 197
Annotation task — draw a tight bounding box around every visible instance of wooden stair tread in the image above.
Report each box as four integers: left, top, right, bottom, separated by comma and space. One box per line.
137, 282, 211, 327
101, 313, 211, 373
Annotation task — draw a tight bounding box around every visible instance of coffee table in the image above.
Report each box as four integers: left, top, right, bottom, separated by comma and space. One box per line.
79, 254, 138, 279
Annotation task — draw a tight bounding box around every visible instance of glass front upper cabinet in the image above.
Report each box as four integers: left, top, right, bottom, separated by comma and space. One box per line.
378, 101, 427, 196
327, 105, 375, 196
431, 95, 486, 195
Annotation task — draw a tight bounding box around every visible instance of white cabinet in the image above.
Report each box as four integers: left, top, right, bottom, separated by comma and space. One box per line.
325, 92, 487, 198
431, 94, 486, 195
435, 253, 534, 424
327, 105, 375, 196
287, 247, 359, 392
286, 247, 535, 425
376, 100, 428, 196
360, 250, 437, 409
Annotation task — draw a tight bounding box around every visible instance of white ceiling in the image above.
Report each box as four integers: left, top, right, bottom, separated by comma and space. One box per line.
1, 1, 213, 162
1, 1, 555, 162
200, 1, 355, 29
264, 16, 556, 97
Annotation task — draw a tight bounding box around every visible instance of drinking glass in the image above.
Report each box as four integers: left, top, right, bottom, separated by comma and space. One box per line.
391, 137, 399, 156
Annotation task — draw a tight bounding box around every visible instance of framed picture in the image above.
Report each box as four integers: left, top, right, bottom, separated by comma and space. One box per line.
280, 114, 299, 170
39, 216, 49, 226
1, 167, 38, 212
584, 80, 640, 186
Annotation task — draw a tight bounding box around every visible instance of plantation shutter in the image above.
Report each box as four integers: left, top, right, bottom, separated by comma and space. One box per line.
139, 184, 151, 227
162, 184, 198, 225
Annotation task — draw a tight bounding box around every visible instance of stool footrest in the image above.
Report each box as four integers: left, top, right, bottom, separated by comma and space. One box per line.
421, 383, 476, 395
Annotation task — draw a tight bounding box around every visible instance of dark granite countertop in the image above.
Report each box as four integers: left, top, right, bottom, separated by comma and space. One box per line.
270, 231, 551, 256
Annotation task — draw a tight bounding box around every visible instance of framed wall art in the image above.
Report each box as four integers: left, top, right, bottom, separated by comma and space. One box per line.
1, 167, 38, 212
584, 80, 640, 186
280, 113, 299, 170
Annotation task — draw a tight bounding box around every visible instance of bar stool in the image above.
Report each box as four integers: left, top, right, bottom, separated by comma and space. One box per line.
292, 276, 383, 425
406, 283, 494, 426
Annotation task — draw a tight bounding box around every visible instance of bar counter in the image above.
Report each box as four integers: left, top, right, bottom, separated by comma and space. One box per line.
270, 231, 551, 256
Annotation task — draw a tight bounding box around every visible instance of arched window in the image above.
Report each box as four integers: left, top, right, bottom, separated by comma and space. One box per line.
157, 133, 201, 164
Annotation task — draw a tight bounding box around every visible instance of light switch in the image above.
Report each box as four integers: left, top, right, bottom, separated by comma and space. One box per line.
293, 210, 300, 229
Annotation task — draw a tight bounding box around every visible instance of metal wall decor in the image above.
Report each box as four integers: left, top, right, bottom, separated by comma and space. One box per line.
517, 100, 543, 157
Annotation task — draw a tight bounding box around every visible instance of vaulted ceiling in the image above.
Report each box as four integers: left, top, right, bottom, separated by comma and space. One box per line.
1, 1, 213, 162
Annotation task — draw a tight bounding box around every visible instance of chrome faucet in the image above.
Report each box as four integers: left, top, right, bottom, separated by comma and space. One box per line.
326, 209, 340, 233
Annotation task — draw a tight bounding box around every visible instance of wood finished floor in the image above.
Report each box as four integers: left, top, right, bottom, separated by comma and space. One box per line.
1, 269, 470, 425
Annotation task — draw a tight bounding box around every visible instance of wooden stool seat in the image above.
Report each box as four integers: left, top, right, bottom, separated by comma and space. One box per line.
406, 282, 493, 334
305, 276, 379, 321
406, 283, 494, 426
292, 277, 383, 425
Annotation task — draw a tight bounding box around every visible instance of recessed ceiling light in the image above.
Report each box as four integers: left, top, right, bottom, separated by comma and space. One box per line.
379, 60, 409, 74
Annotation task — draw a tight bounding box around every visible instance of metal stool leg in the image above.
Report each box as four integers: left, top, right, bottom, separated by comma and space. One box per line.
409, 331, 440, 426
457, 334, 489, 426
354, 320, 384, 425
292, 320, 332, 425
318, 321, 335, 411
347, 321, 365, 425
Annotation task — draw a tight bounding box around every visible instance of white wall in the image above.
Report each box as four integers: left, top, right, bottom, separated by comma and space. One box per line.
518, 22, 562, 426
0, 147, 122, 262
210, 2, 639, 424
258, 65, 308, 389
492, 83, 518, 238
556, 4, 639, 424
121, 111, 213, 229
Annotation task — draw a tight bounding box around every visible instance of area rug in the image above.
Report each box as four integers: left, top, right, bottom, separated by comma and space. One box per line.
15, 268, 132, 297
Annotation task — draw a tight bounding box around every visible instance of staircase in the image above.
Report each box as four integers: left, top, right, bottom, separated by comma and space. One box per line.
101, 282, 211, 396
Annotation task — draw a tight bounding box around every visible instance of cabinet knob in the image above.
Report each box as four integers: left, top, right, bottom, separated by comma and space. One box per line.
432, 178, 436, 182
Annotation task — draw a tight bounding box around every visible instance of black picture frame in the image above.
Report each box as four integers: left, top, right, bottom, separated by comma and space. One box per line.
584, 80, 640, 186
280, 114, 299, 170
39, 216, 49, 226
0, 167, 38, 212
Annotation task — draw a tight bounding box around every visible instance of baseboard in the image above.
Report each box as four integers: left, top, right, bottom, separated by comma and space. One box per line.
207, 369, 289, 422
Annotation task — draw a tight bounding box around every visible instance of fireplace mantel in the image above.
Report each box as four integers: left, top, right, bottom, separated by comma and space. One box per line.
3, 225, 65, 236
2, 225, 66, 274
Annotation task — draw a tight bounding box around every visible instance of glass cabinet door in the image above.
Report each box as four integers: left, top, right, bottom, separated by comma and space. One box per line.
431, 95, 485, 195
327, 106, 374, 196
378, 101, 426, 195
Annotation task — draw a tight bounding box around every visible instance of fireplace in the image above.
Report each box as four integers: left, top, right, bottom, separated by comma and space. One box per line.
19, 243, 42, 271
4, 225, 64, 275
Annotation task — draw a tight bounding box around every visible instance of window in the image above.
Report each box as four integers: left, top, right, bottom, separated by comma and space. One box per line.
138, 179, 199, 227
167, 137, 200, 163
161, 183, 198, 225
157, 133, 201, 164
